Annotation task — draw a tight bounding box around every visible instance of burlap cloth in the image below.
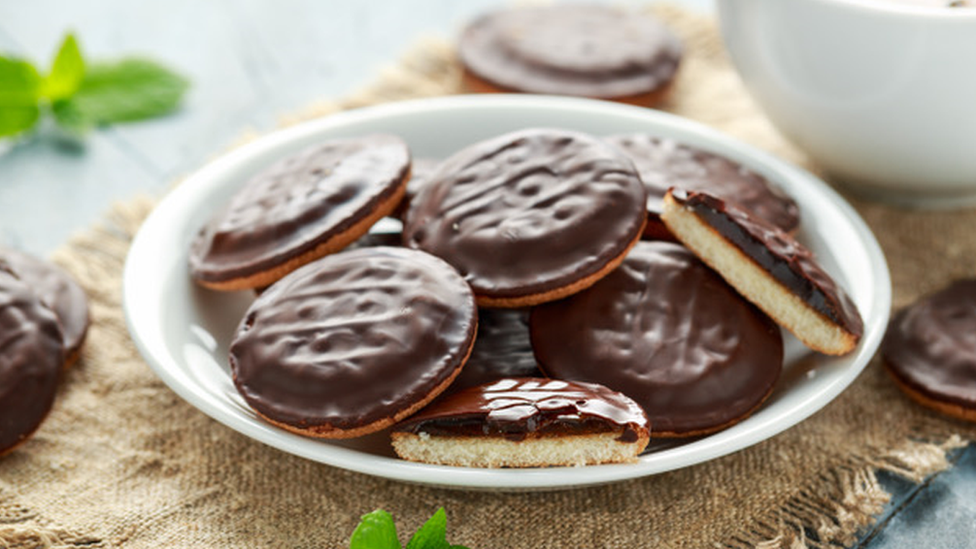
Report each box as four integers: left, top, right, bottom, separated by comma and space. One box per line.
5, 5, 976, 548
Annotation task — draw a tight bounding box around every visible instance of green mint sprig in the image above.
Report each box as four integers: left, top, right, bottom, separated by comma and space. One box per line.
0, 33, 189, 138
350, 508, 470, 549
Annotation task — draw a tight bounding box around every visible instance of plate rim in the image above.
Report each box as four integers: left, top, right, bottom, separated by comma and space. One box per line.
122, 94, 891, 490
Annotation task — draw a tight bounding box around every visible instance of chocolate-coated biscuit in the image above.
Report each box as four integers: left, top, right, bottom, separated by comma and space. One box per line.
190, 134, 410, 290
661, 189, 862, 355
605, 134, 799, 239
442, 308, 542, 396
459, 5, 681, 105
394, 157, 440, 221
0, 269, 64, 456
0, 247, 89, 367
882, 279, 976, 422
230, 247, 477, 439
530, 241, 782, 437
392, 378, 650, 467
403, 128, 647, 307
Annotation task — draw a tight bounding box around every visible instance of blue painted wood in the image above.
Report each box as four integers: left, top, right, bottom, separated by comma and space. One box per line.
0, 0, 712, 254
0, 129, 159, 252
858, 444, 976, 548
0, 0, 505, 252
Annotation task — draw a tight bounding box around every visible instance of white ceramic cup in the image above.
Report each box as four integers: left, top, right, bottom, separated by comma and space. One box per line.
717, 0, 976, 207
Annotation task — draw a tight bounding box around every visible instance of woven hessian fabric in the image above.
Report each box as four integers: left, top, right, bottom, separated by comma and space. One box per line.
3, 5, 975, 548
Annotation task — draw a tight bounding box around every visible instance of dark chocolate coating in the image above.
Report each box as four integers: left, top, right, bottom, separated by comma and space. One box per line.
189, 134, 410, 283
445, 308, 542, 395
459, 5, 681, 98
403, 128, 647, 300
0, 269, 64, 455
605, 134, 800, 234
0, 248, 89, 359
394, 157, 441, 221
671, 189, 863, 336
395, 378, 648, 443
883, 279, 976, 409
230, 247, 477, 431
530, 241, 783, 436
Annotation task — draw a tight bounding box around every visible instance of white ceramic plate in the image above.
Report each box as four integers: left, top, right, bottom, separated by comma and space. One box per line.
123, 95, 890, 490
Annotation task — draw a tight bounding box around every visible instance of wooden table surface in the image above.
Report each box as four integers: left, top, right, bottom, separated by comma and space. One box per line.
1, 1, 972, 546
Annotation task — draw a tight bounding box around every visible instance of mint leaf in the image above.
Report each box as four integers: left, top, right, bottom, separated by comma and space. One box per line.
406, 509, 469, 549
406, 508, 447, 549
0, 57, 41, 137
0, 58, 41, 105
349, 510, 401, 549
51, 98, 89, 134
56, 58, 188, 128
0, 105, 40, 138
42, 33, 85, 101
2, 35, 189, 138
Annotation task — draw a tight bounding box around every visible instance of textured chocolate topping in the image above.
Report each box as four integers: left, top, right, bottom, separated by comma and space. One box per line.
883, 279, 976, 409
403, 128, 647, 300
0, 269, 64, 455
395, 157, 440, 221
230, 247, 477, 432
445, 309, 542, 395
395, 378, 649, 443
0, 247, 89, 359
670, 189, 863, 336
605, 134, 799, 234
189, 134, 410, 284
459, 5, 681, 98
530, 241, 782, 436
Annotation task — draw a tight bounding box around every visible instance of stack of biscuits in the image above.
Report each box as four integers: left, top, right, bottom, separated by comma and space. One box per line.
12, 4, 969, 466
187, 4, 864, 469
189, 123, 863, 469
0, 248, 90, 457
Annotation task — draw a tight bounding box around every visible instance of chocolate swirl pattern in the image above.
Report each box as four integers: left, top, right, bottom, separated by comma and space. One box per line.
229, 247, 477, 438
605, 134, 799, 236
531, 241, 783, 437
396, 378, 649, 442
190, 134, 410, 288
459, 5, 681, 98
404, 128, 646, 305
883, 279, 976, 418
0, 269, 64, 455
1, 247, 89, 366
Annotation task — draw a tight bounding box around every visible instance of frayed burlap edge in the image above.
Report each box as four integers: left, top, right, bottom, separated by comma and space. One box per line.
9, 3, 973, 547
0, 494, 98, 549
269, 9, 973, 545
743, 435, 967, 549
49, 198, 974, 549
0, 525, 102, 549
44, 196, 973, 549
0, 200, 153, 549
